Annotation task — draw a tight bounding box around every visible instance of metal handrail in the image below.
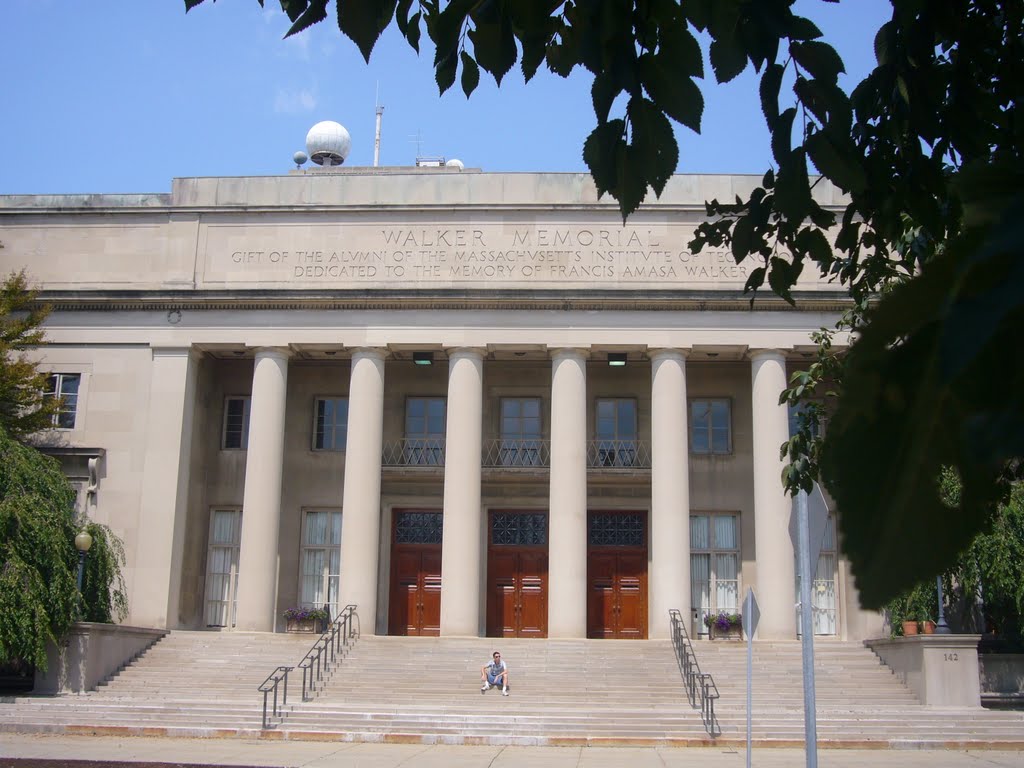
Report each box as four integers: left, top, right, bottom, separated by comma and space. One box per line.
297, 604, 358, 702
258, 666, 293, 730
669, 608, 720, 737
482, 438, 550, 468
586, 439, 651, 469
381, 438, 446, 467
258, 604, 359, 730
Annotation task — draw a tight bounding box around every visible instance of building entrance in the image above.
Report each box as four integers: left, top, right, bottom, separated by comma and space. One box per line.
486, 511, 548, 637
586, 511, 648, 639
388, 510, 443, 636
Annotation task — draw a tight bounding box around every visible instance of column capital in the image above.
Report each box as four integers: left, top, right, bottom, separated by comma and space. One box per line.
251, 346, 292, 362
548, 346, 589, 362
350, 346, 389, 362
649, 347, 690, 363
748, 348, 789, 362
444, 346, 486, 361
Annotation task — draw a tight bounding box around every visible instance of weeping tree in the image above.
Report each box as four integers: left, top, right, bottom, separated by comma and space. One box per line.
0, 426, 128, 670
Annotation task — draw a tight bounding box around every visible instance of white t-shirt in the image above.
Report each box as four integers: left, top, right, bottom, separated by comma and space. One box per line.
485, 659, 507, 676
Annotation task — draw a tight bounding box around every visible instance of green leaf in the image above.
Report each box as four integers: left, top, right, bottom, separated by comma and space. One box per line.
583, 120, 626, 199
638, 54, 704, 133
759, 63, 784, 124
787, 15, 822, 41
731, 214, 755, 263
336, 0, 397, 61
284, 0, 328, 38
709, 37, 748, 84
460, 50, 480, 97
468, 12, 518, 86
435, 48, 458, 94
805, 130, 867, 193
790, 40, 845, 84
771, 107, 796, 164
591, 72, 619, 124
627, 95, 678, 197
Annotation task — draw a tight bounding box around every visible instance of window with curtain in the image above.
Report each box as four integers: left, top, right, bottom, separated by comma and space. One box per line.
222, 396, 251, 449
300, 509, 342, 618
690, 513, 740, 635
690, 399, 731, 454
204, 509, 242, 627
313, 397, 348, 450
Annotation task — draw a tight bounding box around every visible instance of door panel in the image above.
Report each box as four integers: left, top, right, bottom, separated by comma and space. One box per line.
517, 549, 548, 637
587, 554, 617, 639
420, 551, 442, 636
486, 511, 549, 638
586, 513, 648, 639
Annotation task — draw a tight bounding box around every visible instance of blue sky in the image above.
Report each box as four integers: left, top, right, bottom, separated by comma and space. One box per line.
1, 0, 891, 194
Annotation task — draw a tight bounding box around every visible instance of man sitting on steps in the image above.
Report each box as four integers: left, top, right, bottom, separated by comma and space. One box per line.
481, 650, 509, 696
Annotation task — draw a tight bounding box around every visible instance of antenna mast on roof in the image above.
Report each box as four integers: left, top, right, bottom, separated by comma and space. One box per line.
374, 83, 384, 167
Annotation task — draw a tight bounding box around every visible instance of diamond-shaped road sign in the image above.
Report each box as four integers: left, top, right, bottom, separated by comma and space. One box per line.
742, 588, 760, 638
789, 482, 830, 568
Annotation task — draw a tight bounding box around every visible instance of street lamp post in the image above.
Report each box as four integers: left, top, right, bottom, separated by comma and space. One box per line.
936, 575, 952, 634
75, 528, 93, 594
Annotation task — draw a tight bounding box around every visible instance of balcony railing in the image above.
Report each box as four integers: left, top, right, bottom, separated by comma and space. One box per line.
482, 439, 550, 468
586, 440, 651, 469
381, 438, 446, 467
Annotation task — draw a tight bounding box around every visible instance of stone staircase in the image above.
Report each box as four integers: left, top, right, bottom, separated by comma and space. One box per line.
1, 630, 1022, 747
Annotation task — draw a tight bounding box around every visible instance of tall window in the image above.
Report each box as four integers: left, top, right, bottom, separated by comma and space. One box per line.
690, 399, 731, 454
204, 509, 242, 627
595, 398, 637, 466
796, 514, 838, 635
404, 397, 446, 465
222, 396, 251, 449
314, 397, 348, 451
500, 397, 542, 467
300, 509, 342, 617
690, 513, 740, 635
43, 373, 81, 429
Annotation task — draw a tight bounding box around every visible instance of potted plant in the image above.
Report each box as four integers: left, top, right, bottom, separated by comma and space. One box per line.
704, 611, 743, 640
283, 607, 329, 633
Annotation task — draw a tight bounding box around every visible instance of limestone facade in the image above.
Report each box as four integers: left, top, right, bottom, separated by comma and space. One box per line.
0, 167, 882, 641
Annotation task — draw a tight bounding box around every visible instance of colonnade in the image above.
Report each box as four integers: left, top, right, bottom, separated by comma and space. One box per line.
221, 346, 795, 639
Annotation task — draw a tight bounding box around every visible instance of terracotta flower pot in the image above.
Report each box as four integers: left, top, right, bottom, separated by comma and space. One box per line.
902, 620, 919, 636
922, 620, 936, 635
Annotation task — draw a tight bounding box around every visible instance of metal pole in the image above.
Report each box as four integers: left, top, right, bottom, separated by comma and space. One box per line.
797, 490, 819, 768
936, 575, 952, 634
76, 551, 86, 592
746, 621, 753, 768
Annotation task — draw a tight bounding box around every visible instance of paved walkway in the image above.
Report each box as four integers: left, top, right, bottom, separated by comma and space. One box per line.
0, 735, 1023, 768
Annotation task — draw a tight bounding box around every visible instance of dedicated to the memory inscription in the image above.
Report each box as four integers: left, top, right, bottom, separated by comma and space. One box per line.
205, 222, 818, 289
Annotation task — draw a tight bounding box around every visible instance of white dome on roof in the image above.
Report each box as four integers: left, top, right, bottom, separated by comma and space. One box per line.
445, 158, 464, 169
306, 121, 351, 166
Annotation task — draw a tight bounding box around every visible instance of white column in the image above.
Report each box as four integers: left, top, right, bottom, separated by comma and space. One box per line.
751, 349, 797, 639
131, 346, 199, 629
440, 348, 484, 636
650, 349, 690, 639
339, 348, 386, 634
235, 347, 290, 632
548, 348, 588, 638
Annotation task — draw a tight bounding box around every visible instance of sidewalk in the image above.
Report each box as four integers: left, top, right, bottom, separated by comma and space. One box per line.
1, 735, 1023, 768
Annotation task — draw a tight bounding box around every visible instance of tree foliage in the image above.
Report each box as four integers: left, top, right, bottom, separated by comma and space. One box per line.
0, 426, 129, 669
185, 0, 1024, 607
0, 267, 62, 440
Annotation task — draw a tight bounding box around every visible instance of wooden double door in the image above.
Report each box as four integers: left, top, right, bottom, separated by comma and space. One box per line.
486, 510, 549, 637
587, 511, 648, 639
388, 510, 443, 636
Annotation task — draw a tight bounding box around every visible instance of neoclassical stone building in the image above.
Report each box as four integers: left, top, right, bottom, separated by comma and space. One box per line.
0, 159, 882, 642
